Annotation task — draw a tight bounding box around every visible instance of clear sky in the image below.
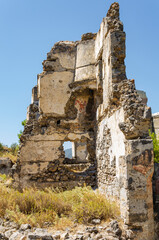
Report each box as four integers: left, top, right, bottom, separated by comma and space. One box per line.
0, 0, 159, 146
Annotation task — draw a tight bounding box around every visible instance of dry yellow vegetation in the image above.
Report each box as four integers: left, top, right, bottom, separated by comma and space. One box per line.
0, 151, 17, 163
0, 174, 120, 228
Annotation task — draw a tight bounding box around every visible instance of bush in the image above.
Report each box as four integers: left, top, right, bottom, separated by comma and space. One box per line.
18, 119, 27, 143
0, 143, 3, 151
0, 180, 120, 227
10, 143, 19, 155
149, 131, 159, 163
21, 119, 27, 126
70, 187, 119, 223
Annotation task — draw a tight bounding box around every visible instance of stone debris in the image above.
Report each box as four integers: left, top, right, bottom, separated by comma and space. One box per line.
4, 229, 17, 239
85, 227, 98, 234
0, 158, 13, 176
19, 224, 31, 232
9, 231, 25, 240
0, 220, 133, 240
91, 219, 101, 225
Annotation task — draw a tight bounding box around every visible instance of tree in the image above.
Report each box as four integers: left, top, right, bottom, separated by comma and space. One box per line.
0, 142, 3, 151
149, 131, 159, 163
18, 119, 27, 143
10, 143, 19, 155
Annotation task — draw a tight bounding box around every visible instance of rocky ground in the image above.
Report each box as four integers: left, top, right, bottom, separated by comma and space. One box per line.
0, 219, 134, 240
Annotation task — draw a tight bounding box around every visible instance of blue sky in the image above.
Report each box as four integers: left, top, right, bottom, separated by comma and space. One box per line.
0, 0, 159, 146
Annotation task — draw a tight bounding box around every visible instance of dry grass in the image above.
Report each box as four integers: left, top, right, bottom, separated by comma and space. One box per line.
0, 175, 120, 228
0, 151, 17, 163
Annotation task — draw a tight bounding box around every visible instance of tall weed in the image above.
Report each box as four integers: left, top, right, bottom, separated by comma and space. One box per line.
0, 176, 120, 227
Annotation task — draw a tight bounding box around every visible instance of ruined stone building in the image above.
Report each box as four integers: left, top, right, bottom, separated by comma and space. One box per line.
13, 3, 157, 240
152, 113, 159, 138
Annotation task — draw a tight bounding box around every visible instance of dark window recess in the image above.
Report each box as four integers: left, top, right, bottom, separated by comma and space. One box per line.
57, 120, 61, 125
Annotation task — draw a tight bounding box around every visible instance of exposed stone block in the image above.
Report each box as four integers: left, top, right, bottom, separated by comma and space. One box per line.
76, 39, 95, 68
75, 65, 96, 82
38, 71, 74, 116
0, 158, 13, 176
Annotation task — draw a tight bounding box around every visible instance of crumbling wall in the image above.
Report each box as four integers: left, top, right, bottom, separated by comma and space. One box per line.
152, 112, 159, 138
152, 113, 159, 232
95, 3, 154, 240
0, 158, 13, 176
14, 37, 97, 190
13, 2, 155, 240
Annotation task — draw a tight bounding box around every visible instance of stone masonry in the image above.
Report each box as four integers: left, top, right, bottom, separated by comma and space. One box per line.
152, 112, 159, 138
13, 3, 155, 240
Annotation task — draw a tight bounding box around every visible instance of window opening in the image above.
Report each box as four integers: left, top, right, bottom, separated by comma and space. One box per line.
57, 120, 61, 125
63, 141, 75, 159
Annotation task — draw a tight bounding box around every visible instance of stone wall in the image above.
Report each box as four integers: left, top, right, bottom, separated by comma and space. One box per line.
0, 158, 13, 176
14, 40, 97, 190
13, 2, 155, 240
152, 113, 159, 232
152, 112, 159, 138
95, 4, 154, 239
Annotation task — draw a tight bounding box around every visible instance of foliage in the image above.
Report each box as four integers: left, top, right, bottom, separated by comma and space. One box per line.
0, 174, 7, 182
0, 143, 18, 163
69, 187, 119, 223
17, 130, 23, 142
0, 142, 18, 163
10, 143, 19, 155
0, 151, 17, 163
0, 143, 3, 151
0, 178, 120, 228
18, 119, 27, 142
22, 119, 27, 126
149, 131, 159, 163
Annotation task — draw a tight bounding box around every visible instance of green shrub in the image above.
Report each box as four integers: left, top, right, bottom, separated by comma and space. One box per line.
21, 119, 27, 126
10, 143, 19, 155
149, 131, 159, 163
0, 143, 3, 151
18, 119, 27, 142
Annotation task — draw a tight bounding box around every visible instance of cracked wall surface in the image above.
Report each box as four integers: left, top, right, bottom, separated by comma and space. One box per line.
13, 2, 155, 240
